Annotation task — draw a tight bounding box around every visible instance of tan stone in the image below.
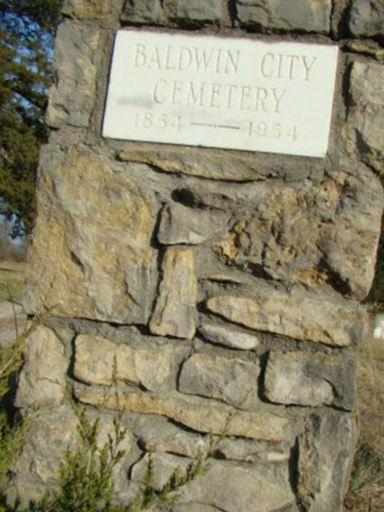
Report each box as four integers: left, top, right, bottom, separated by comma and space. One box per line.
74, 334, 187, 391
15, 326, 67, 410
206, 289, 368, 347
75, 386, 290, 442
62, 0, 113, 18
149, 247, 197, 339
24, 149, 157, 324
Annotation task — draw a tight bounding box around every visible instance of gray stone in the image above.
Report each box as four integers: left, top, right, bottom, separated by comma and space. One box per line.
214, 438, 290, 464
158, 203, 230, 245
23, 148, 158, 324
346, 61, 384, 178
179, 352, 260, 409
8, 404, 79, 506
46, 21, 99, 128
164, 0, 223, 24
74, 334, 188, 391
15, 325, 67, 410
198, 322, 260, 350
172, 505, 219, 512
206, 288, 368, 347
348, 0, 384, 37
149, 247, 197, 339
62, 0, 114, 19
237, 0, 331, 34
121, 0, 162, 24
298, 411, 357, 511
215, 175, 384, 300
264, 351, 356, 410
75, 385, 291, 442
132, 454, 295, 512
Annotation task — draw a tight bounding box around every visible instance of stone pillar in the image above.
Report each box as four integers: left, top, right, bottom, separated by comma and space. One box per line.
9, 1, 384, 511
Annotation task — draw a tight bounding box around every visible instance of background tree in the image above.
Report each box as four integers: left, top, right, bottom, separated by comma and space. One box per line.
0, 0, 61, 237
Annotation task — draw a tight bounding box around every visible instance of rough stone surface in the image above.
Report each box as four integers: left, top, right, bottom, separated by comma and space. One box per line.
298, 411, 357, 511
15, 326, 67, 410
158, 203, 230, 245
24, 148, 158, 324
62, 0, 114, 19
346, 61, 384, 177
74, 334, 188, 391
237, 0, 332, 33
179, 352, 260, 408
206, 288, 368, 347
46, 21, 99, 128
75, 386, 290, 442
215, 175, 383, 300
121, 0, 162, 23
198, 322, 260, 350
264, 351, 356, 410
348, 0, 384, 37
132, 454, 295, 512
163, 0, 223, 24
149, 247, 197, 339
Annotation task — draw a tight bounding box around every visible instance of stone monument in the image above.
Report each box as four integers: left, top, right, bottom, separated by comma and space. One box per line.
9, 1, 384, 511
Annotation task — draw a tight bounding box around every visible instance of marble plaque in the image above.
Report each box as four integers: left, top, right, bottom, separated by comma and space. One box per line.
103, 30, 339, 158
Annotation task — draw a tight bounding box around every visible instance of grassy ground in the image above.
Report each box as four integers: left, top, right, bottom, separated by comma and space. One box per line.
345, 338, 384, 511
0, 262, 26, 303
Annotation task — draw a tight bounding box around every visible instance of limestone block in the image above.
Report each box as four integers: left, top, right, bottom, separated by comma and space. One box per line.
237, 0, 331, 33
8, 404, 79, 506
158, 203, 230, 245
75, 386, 290, 442
214, 438, 290, 464
132, 454, 295, 512
348, 0, 384, 37
15, 326, 67, 410
74, 334, 187, 391
298, 411, 357, 511
62, 0, 113, 18
163, 0, 223, 24
346, 61, 384, 177
215, 175, 384, 300
264, 351, 356, 410
46, 21, 99, 128
24, 149, 158, 324
198, 322, 260, 350
121, 0, 162, 24
179, 352, 260, 408
206, 288, 368, 347
149, 247, 197, 339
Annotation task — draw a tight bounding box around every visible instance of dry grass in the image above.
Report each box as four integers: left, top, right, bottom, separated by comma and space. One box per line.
345, 338, 384, 512
0, 262, 26, 303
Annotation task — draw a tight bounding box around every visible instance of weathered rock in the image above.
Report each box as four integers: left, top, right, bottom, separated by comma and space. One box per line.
149, 248, 197, 339
132, 453, 295, 512
173, 505, 218, 512
348, 0, 384, 37
119, 147, 266, 181
215, 175, 383, 300
0, 301, 27, 348
24, 148, 158, 324
346, 61, 384, 177
8, 404, 79, 506
298, 411, 357, 511
121, 0, 162, 24
198, 322, 260, 350
74, 334, 188, 391
15, 326, 67, 410
75, 386, 290, 442
132, 454, 295, 512
62, 0, 113, 19
237, 0, 332, 34
179, 352, 260, 408
206, 288, 368, 347
163, 0, 223, 24
158, 203, 230, 245
214, 438, 290, 464
264, 351, 356, 410
46, 21, 99, 128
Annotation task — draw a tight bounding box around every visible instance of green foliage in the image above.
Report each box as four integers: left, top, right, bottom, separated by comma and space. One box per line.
0, 0, 61, 236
